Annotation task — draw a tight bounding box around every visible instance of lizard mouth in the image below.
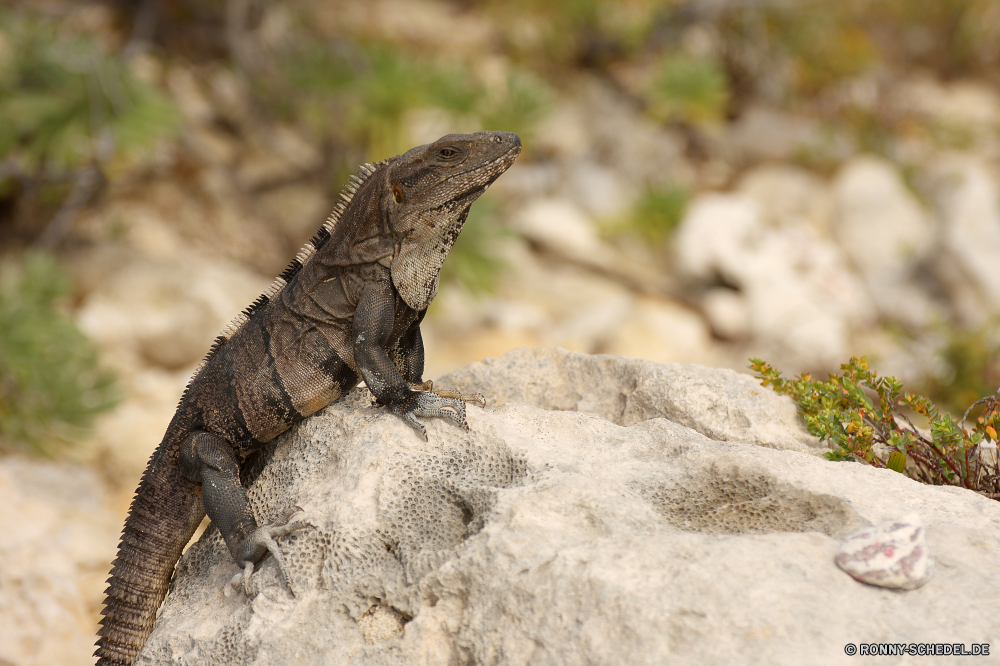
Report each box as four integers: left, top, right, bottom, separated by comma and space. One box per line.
447, 140, 522, 190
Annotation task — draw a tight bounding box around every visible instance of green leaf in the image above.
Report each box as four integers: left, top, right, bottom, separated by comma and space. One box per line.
886, 451, 907, 473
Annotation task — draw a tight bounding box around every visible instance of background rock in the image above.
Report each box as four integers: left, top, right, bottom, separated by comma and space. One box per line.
736, 163, 833, 235
832, 156, 937, 329
723, 104, 827, 164
75, 253, 269, 490
928, 157, 1000, 326
0, 458, 119, 666
674, 193, 873, 369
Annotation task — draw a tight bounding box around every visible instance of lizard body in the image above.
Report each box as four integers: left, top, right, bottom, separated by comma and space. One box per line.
95, 131, 521, 665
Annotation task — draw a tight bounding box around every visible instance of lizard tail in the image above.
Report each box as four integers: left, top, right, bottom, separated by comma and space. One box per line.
95, 446, 205, 665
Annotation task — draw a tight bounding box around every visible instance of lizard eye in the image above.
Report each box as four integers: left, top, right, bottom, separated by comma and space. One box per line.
438, 147, 459, 159
393, 185, 404, 204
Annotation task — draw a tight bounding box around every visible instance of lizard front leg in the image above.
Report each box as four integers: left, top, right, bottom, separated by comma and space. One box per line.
354, 277, 470, 440
389, 312, 487, 408
180, 431, 307, 593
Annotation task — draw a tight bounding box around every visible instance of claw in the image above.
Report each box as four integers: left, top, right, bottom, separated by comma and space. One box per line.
228, 561, 255, 596
232, 508, 310, 595
403, 411, 428, 441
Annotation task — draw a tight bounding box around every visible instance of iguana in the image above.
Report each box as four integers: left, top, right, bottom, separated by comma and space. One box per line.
95, 131, 521, 665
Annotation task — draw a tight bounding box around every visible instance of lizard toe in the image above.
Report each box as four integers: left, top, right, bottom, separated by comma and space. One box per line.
235, 512, 311, 596
430, 387, 486, 408
227, 561, 255, 596
402, 410, 429, 441
411, 392, 468, 430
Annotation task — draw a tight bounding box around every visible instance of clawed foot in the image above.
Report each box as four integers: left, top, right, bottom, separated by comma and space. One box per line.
397, 391, 469, 441
377, 381, 485, 440
229, 507, 310, 596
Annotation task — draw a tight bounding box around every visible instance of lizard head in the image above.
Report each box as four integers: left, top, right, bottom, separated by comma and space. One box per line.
387, 131, 521, 311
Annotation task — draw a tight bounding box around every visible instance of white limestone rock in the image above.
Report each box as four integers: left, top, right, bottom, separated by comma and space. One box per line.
135, 349, 1000, 666
565, 160, 632, 218
441, 348, 819, 454
511, 197, 603, 261
927, 157, 1000, 325
673, 193, 874, 368
76, 254, 269, 371
737, 163, 834, 235
574, 80, 692, 189
724, 104, 829, 163
835, 512, 932, 590
895, 77, 1000, 152
701, 286, 750, 339
832, 155, 938, 329
603, 297, 717, 366
0, 458, 120, 666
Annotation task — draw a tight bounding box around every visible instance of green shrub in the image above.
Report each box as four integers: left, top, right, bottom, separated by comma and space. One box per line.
645, 53, 730, 126
750, 356, 999, 498
0, 10, 179, 171
0, 253, 118, 455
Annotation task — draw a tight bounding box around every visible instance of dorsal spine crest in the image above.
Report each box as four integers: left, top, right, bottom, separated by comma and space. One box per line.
184, 159, 389, 385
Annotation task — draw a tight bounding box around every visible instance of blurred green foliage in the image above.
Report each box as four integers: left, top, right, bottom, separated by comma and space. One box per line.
917, 322, 1000, 419
271, 33, 547, 291
0, 10, 179, 172
438, 193, 508, 294
276, 38, 548, 161
873, 0, 1000, 76
711, 0, 999, 99
761, 5, 877, 96
607, 185, 689, 245
645, 53, 729, 126
479, 0, 661, 69
476, 70, 551, 147
280, 43, 459, 160
0, 253, 118, 455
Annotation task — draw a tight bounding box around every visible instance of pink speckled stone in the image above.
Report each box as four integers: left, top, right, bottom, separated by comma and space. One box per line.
834, 512, 932, 590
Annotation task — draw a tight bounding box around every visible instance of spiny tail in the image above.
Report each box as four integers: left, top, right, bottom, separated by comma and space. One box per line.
95, 443, 205, 665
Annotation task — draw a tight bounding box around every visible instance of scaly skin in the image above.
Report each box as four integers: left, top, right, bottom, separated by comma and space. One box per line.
95, 131, 521, 665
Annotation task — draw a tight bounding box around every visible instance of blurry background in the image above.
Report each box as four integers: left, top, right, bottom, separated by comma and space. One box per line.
2, 0, 1000, 663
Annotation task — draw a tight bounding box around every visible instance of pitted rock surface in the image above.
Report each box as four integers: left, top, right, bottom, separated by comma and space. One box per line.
137, 349, 1000, 666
